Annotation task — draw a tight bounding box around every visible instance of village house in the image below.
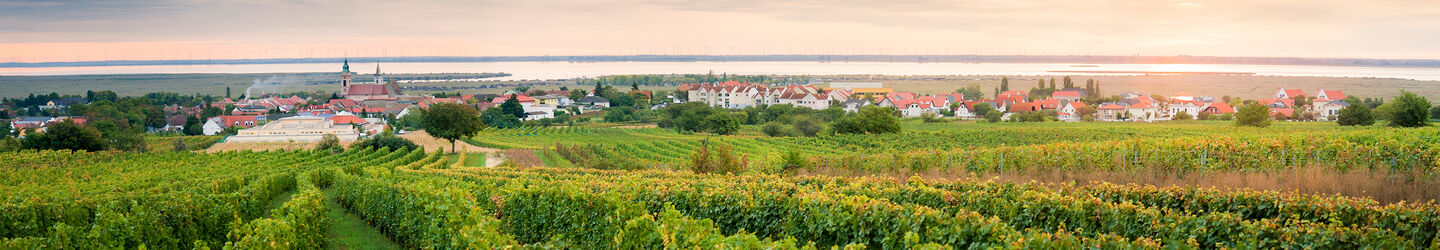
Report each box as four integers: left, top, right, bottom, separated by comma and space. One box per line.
203, 115, 260, 135
1096, 103, 1127, 121
840, 99, 871, 113
956, 101, 999, 118
1168, 100, 1205, 117
575, 95, 611, 109
688, 82, 766, 108
1059, 101, 1087, 121
1314, 100, 1350, 121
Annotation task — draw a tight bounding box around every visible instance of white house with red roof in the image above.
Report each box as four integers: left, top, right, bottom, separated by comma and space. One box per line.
1201, 102, 1235, 114
996, 91, 1028, 107
687, 82, 767, 109
1275, 88, 1307, 99
1096, 103, 1127, 121
1315, 89, 1346, 101
1168, 100, 1205, 117
1126, 102, 1158, 121
1059, 102, 1087, 121
1315, 99, 1350, 121
891, 96, 950, 117
956, 100, 999, 118
202, 115, 260, 135
763, 85, 829, 109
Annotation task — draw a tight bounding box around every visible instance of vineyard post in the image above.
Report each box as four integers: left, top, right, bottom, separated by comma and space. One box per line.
999, 151, 1005, 176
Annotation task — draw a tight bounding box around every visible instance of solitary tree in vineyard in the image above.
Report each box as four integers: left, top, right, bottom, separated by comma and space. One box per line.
424, 103, 485, 153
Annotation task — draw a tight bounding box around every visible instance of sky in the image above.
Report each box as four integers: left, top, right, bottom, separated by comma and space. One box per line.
0, 0, 1438, 63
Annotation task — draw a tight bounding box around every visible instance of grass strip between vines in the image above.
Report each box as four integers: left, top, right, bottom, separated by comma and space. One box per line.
322, 189, 402, 250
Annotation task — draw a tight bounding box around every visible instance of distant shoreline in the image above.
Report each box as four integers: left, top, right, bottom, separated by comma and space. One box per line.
4, 55, 1440, 68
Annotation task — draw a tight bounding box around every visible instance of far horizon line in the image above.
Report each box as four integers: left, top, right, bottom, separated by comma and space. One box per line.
4, 54, 1440, 68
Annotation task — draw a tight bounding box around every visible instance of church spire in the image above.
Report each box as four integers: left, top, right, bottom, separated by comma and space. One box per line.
342, 59, 350, 73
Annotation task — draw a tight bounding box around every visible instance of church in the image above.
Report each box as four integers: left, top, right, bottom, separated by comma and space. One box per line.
340, 59, 404, 102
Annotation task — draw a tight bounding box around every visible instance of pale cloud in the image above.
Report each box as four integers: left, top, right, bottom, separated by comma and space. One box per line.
0, 0, 1437, 62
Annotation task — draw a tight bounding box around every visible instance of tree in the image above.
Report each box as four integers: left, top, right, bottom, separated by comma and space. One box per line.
792, 116, 825, 137
501, 94, 526, 119
1336, 104, 1375, 126
762, 122, 788, 137
956, 84, 985, 100
424, 103, 485, 153
971, 103, 996, 118
1234, 103, 1272, 128
480, 108, 522, 129
831, 106, 900, 134
183, 116, 204, 135
984, 110, 1002, 122
702, 112, 740, 135
350, 134, 419, 151
1385, 90, 1431, 127
1172, 110, 1193, 121
1431, 105, 1440, 120
21, 120, 106, 152
999, 77, 1009, 91
315, 134, 344, 154
0, 122, 11, 139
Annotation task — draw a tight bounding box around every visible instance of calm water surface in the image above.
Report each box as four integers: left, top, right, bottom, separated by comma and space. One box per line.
3, 61, 1439, 81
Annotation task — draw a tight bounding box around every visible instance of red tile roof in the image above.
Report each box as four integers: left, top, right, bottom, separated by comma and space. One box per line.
1098, 104, 1125, 110
347, 85, 390, 96
491, 94, 536, 104
1282, 88, 1306, 98
328, 115, 369, 125
1009, 102, 1040, 113
1204, 102, 1235, 113
1269, 108, 1295, 117
1052, 91, 1083, 98
1035, 99, 1061, 109
219, 115, 259, 128
1321, 90, 1346, 100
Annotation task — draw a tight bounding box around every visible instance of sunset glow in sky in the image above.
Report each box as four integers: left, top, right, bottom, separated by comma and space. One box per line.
1, 0, 1438, 62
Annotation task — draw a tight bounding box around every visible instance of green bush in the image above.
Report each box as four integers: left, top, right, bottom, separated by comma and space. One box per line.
1234, 104, 1272, 128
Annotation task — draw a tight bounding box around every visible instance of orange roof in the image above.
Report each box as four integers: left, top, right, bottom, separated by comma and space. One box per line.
328, 115, 369, 125
1204, 102, 1235, 113
1098, 104, 1125, 110
1035, 99, 1061, 109
347, 85, 390, 96
219, 115, 259, 128
1269, 108, 1295, 117
1282, 88, 1307, 98
1321, 90, 1346, 100
491, 94, 535, 104
1052, 91, 1083, 98
1009, 102, 1040, 113
1067, 101, 1087, 109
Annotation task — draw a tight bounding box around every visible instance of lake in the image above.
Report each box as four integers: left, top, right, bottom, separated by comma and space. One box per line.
3, 61, 1440, 81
